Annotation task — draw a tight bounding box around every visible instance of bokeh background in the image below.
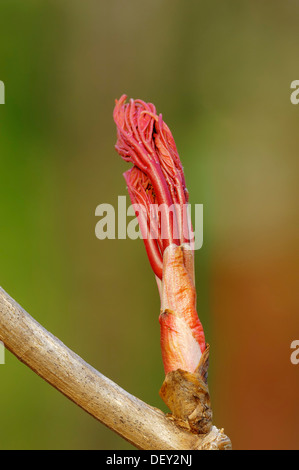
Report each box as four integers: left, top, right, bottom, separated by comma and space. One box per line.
0, 0, 298, 450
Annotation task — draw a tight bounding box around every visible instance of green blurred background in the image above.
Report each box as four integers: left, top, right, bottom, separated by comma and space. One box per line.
0, 0, 298, 450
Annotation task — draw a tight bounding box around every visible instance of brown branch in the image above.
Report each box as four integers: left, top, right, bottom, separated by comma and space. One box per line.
0, 286, 231, 450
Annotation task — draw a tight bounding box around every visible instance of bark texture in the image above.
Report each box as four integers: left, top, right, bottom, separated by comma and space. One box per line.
0, 286, 231, 450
